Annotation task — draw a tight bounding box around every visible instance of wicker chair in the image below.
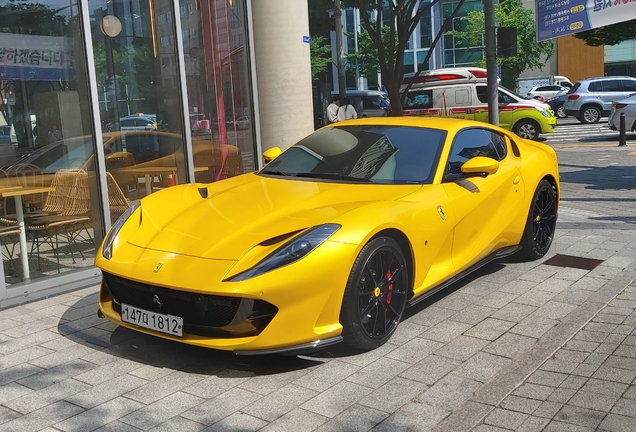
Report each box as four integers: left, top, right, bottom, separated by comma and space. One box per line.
1, 168, 79, 225
0, 224, 21, 275
26, 169, 93, 271
14, 163, 44, 211
106, 171, 130, 222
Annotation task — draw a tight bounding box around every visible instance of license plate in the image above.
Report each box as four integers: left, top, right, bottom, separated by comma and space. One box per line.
121, 303, 184, 337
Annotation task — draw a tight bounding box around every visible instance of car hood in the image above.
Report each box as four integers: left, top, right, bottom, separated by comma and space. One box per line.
126, 173, 421, 260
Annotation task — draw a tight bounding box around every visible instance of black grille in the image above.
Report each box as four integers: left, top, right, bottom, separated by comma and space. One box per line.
103, 272, 240, 327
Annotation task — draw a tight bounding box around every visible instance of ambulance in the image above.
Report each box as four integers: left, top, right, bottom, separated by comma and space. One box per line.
400, 68, 556, 140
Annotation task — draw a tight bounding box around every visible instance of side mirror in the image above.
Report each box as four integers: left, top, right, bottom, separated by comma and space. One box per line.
461, 156, 499, 177
263, 147, 282, 163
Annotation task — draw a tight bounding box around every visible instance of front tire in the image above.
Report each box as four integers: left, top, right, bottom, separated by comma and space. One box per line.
555, 104, 566, 118
518, 179, 557, 261
513, 119, 540, 140
340, 237, 409, 350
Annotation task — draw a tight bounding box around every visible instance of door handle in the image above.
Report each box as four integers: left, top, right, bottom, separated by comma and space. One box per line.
513, 175, 521, 185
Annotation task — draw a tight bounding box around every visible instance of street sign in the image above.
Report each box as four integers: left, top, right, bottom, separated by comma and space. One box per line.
537, 0, 636, 42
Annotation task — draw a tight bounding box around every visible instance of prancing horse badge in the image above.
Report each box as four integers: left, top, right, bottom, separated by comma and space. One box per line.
437, 206, 446, 220
153, 263, 163, 273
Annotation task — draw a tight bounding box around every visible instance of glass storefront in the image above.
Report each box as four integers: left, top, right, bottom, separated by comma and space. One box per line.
0, 0, 255, 295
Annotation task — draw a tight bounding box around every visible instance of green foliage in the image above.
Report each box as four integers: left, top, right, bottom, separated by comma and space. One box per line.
342, 0, 461, 116
308, 0, 335, 35
450, 0, 555, 89
345, 26, 397, 79
574, 20, 636, 46
310, 36, 332, 80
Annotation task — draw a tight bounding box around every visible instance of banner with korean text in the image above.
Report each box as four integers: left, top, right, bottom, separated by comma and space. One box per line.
0, 33, 69, 81
537, 0, 636, 41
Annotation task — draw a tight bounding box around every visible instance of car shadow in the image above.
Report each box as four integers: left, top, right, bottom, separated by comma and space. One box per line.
559, 163, 636, 190
311, 261, 508, 360
60, 260, 509, 367
58, 293, 324, 377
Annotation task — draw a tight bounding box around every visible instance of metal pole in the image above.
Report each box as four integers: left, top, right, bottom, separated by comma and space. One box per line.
484, 0, 498, 126
619, 112, 627, 146
334, 0, 346, 97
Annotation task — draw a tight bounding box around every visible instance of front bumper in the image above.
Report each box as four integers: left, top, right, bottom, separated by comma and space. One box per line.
96, 240, 358, 353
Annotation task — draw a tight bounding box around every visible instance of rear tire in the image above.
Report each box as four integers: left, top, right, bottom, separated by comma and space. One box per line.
580, 105, 601, 124
517, 179, 557, 261
513, 119, 541, 140
340, 237, 409, 350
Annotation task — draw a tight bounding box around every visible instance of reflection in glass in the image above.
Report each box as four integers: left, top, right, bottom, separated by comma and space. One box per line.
89, 0, 189, 206
0, 0, 104, 284
180, 0, 253, 179
260, 126, 447, 185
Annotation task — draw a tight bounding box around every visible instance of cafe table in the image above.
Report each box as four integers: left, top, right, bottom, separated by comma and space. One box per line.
0, 186, 55, 281
115, 166, 208, 197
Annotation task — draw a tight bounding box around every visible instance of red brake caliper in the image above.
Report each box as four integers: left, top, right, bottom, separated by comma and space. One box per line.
385, 269, 393, 311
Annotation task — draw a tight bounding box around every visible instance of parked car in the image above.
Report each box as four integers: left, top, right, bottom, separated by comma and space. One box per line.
563, 76, 636, 124
2, 131, 243, 197
526, 85, 568, 101
331, 90, 391, 118
608, 94, 636, 131
546, 94, 568, 119
95, 117, 559, 354
234, 116, 250, 130
119, 114, 158, 131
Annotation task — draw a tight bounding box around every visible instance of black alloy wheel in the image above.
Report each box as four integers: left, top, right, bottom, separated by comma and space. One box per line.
518, 179, 557, 260
340, 237, 409, 350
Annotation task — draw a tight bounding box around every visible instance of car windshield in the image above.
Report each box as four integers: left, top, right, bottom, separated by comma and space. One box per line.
500, 85, 529, 100
259, 125, 447, 184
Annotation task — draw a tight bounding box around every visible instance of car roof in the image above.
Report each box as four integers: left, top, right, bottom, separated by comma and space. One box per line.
578, 76, 636, 83
323, 116, 512, 136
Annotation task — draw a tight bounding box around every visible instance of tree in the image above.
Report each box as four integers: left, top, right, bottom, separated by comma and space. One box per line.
345, 26, 396, 84
343, 0, 466, 116
450, 0, 554, 90
575, 20, 636, 46
310, 36, 333, 80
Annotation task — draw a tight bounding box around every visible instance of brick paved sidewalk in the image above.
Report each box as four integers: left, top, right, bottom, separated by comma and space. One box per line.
0, 144, 635, 432
481, 280, 636, 432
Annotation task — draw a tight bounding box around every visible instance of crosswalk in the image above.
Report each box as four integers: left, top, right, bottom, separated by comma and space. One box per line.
542, 118, 620, 144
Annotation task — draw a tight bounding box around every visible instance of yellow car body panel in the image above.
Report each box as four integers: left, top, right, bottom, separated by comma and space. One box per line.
96, 117, 559, 354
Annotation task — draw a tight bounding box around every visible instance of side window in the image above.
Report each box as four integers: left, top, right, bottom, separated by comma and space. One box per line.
404, 90, 433, 109
620, 80, 636, 92
455, 88, 470, 105
603, 80, 623, 92
498, 90, 513, 104
362, 96, 383, 110
491, 131, 507, 160
588, 81, 601, 92
445, 128, 500, 178
476, 85, 487, 103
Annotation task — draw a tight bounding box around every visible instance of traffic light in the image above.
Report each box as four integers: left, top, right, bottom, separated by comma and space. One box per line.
497, 27, 517, 57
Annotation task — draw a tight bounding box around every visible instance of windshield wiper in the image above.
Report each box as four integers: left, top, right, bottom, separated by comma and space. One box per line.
295, 172, 371, 182
260, 170, 296, 177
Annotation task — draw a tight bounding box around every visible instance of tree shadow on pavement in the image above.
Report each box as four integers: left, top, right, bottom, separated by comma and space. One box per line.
559, 163, 636, 191
58, 294, 324, 377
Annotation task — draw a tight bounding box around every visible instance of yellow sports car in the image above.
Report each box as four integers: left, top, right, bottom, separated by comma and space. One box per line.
96, 117, 559, 355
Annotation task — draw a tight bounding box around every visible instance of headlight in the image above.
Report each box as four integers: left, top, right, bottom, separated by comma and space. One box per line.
538, 108, 552, 118
228, 224, 341, 281
102, 201, 141, 260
